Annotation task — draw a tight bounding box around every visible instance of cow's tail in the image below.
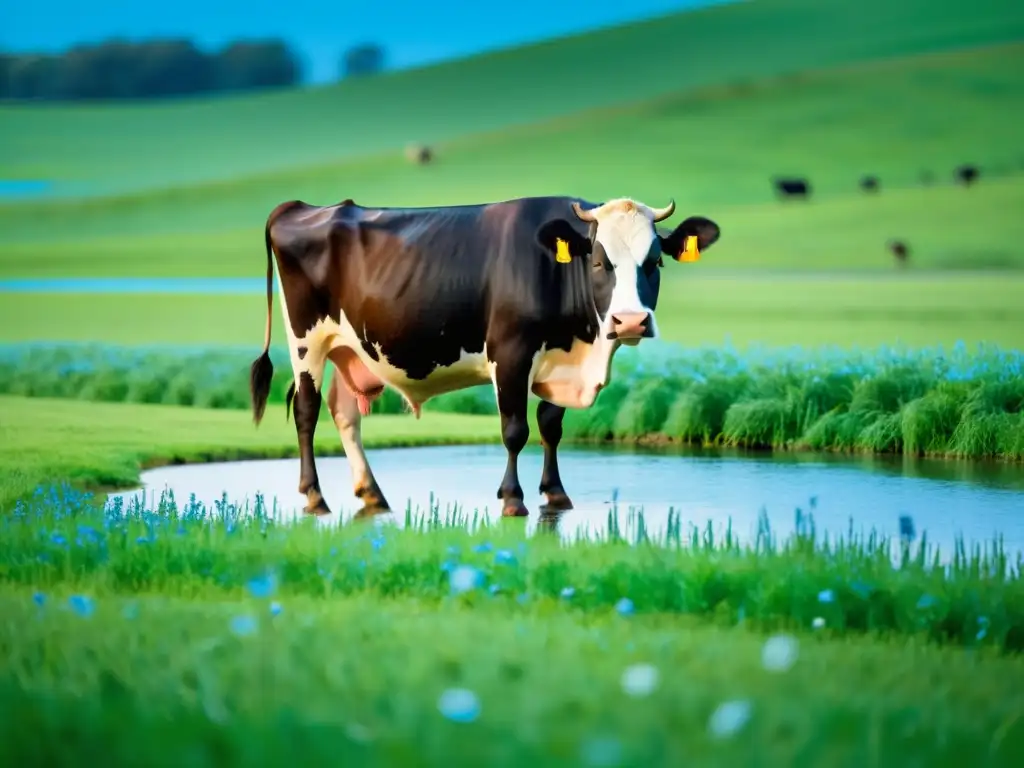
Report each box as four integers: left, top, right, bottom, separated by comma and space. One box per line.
249, 221, 276, 426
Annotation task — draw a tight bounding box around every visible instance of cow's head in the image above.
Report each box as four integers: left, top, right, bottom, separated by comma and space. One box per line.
569, 198, 720, 346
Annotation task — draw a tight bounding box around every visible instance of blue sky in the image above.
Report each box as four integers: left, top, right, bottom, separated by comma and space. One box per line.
1, 0, 722, 83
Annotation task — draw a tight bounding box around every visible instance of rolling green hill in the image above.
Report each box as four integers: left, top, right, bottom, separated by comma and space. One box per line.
1, 0, 1022, 198
2, 43, 1022, 275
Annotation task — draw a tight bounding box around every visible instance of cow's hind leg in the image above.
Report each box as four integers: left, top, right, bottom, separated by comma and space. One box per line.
325, 370, 390, 512
490, 347, 532, 518
293, 371, 331, 516
537, 400, 573, 511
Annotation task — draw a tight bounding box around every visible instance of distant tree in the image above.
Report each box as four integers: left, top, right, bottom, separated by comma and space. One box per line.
5, 54, 62, 100
0, 36, 302, 102
341, 43, 385, 79
0, 53, 12, 99
132, 39, 218, 98
215, 40, 301, 92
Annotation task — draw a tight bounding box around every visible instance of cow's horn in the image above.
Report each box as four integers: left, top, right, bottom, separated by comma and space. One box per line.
650, 199, 675, 222
572, 202, 597, 222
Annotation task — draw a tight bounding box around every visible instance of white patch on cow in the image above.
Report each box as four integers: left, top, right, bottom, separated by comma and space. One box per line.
277, 278, 493, 413
531, 335, 619, 409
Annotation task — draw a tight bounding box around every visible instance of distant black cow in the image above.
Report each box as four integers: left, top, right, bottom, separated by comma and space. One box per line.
404, 143, 434, 165
888, 239, 909, 267
860, 175, 879, 193
772, 177, 810, 200
954, 164, 979, 187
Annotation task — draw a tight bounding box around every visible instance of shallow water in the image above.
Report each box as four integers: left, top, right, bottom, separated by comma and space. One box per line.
107, 444, 1024, 558
0, 277, 269, 294
0, 180, 54, 199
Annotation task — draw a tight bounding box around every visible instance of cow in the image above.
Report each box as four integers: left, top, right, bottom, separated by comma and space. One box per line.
248, 195, 721, 519
772, 177, 810, 200
887, 239, 909, 267
860, 175, 879, 193
954, 164, 979, 187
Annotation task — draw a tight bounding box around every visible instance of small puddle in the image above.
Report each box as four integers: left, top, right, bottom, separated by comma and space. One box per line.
0, 277, 268, 294
107, 445, 1024, 560
0, 179, 54, 200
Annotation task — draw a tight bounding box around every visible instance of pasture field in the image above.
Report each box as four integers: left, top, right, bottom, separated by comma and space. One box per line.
2, 487, 1024, 765
4, 174, 1024, 278
1, 0, 1021, 199
3, 271, 1024, 350
3, 45, 1023, 266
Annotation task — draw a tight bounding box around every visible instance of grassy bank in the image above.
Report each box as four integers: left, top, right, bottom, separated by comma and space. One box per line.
3, 341, 1022, 463
2, 0, 1020, 199
2, 492, 1023, 765
0, 395, 499, 512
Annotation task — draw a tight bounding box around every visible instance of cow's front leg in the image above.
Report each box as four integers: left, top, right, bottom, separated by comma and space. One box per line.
325, 372, 390, 512
491, 349, 532, 518
537, 400, 573, 511
293, 372, 331, 516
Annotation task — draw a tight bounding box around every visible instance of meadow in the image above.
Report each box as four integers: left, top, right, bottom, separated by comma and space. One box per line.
2, 481, 1024, 765
3, 0, 1024, 762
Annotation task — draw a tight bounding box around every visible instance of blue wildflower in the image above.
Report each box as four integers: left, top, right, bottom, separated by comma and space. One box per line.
230, 615, 258, 636
437, 688, 481, 723
32, 591, 45, 607
489, 584, 501, 596
449, 565, 484, 595
818, 589, 835, 604
270, 601, 283, 617
68, 594, 95, 618
615, 598, 635, 616
494, 549, 516, 566
561, 587, 576, 600
472, 542, 493, 554
246, 572, 278, 599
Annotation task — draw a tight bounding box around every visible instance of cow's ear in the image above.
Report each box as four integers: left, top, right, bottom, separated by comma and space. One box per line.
658, 216, 721, 262
536, 219, 592, 264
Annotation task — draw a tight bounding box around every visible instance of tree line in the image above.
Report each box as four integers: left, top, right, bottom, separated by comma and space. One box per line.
0, 38, 304, 102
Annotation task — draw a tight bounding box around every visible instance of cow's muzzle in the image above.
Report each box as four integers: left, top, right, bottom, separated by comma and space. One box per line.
607, 311, 653, 343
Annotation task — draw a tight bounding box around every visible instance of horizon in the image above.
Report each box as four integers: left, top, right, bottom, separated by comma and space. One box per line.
0, 0, 731, 85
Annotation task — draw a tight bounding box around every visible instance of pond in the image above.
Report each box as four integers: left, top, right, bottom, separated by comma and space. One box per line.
106, 444, 1024, 560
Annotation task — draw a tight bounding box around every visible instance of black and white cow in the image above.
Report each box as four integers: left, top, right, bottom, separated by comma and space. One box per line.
249, 195, 721, 517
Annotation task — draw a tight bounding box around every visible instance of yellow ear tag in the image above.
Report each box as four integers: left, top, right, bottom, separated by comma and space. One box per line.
555, 238, 572, 264
679, 235, 700, 262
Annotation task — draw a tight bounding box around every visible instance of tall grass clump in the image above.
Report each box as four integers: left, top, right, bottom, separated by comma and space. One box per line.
4, 482, 1024, 652
2, 340, 1023, 460
0, 342, 496, 417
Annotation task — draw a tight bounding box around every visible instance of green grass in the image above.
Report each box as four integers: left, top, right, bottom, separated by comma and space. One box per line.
3, 43, 1024, 259
2, 271, 1023, 350
2, 491, 1024, 765
2, 0, 1021, 198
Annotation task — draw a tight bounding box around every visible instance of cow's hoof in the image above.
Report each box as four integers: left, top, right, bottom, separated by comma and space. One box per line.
304, 493, 332, 517
352, 504, 392, 520
501, 499, 529, 518
542, 491, 573, 512
356, 487, 390, 512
